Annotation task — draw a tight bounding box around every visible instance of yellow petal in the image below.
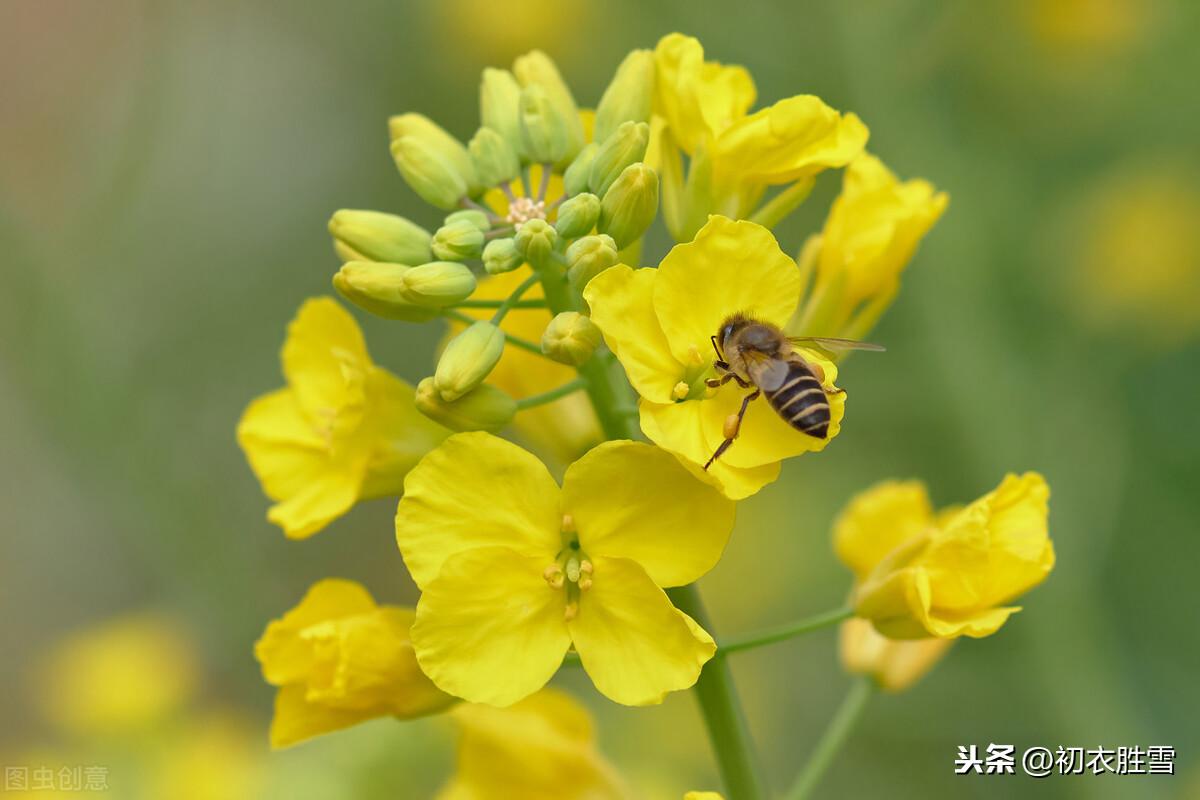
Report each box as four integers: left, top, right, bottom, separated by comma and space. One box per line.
582, 265, 683, 404
269, 683, 379, 749
653, 216, 801, 367
266, 466, 364, 540
653, 34, 755, 155
563, 441, 734, 586
715, 96, 868, 185
838, 617, 952, 692
281, 297, 371, 431
440, 688, 629, 800
358, 367, 449, 499
697, 348, 844, 470
832, 479, 935, 581
412, 547, 571, 707
395, 432, 562, 589
638, 399, 782, 499
684, 793, 726, 800
569, 557, 715, 706
254, 579, 376, 686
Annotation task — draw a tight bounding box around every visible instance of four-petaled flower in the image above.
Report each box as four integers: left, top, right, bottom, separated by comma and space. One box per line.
585, 215, 845, 499
395, 432, 735, 706
237, 298, 447, 538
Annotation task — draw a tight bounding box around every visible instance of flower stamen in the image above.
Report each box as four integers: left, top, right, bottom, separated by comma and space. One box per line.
506, 196, 547, 230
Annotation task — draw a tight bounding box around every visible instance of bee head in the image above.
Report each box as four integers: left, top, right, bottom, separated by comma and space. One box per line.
717, 312, 755, 351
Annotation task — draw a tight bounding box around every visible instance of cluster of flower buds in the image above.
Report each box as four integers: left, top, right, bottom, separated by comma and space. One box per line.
324, 49, 659, 435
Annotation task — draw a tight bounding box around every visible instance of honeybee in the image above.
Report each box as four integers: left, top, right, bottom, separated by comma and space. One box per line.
704, 313, 884, 470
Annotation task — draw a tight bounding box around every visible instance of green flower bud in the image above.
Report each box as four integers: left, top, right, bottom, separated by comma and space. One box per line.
598, 163, 658, 249
328, 210, 432, 265
388, 113, 478, 194
518, 85, 570, 166
541, 311, 602, 366
513, 50, 584, 165
391, 137, 468, 210
432, 220, 485, 261
588, 120, 650, 199
415, 376, 516, 433
593, 49, 654, 144
435, 321, 506, 401
401, 261, 477, 306
480, 68, 524, 156
482, 237, 523, 275
565, 234, 619, 288
513, 218, 558, 269
469, 127, 520, 189
333, 261, 438, 322
562, 142, 599, 197
554, 192, 600, 239
444, 208, 491, 232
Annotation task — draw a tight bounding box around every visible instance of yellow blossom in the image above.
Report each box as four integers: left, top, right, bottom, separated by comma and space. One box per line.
448, 268, 601, 462
254, 579, 455, 748
684, 793, 725, 800
835, 474, 1055, 639
838, 617, 952, 692
652, 33, 868, 237
237, 298, 448, 539
147, 711, 265, 800
792, 153, 948, 339
35, 613, 197, 737
584, 215, 845, 499
396, 433, 734, 707
438, 688, 630, 800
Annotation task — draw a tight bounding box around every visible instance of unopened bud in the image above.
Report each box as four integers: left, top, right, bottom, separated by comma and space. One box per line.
593, 49, 654, 143
482, 237, 524, 275
513, 218, 558, 269
469, 126, 521, 189
518, 85, 570, 166
565, 234, 619, 288
328, 210, 432, 265
589, 121, 650, 198
391, 137, 468, 210
432, 219, 485, 261
444, 208, 491, 232
479, 68, 524, 157
598, 163, 658, 249
388, 113, 478, 194
333, 261, 437, 322
554, 192, 600, 239
541, 311, 601, 366
401, 261, 477, 306
435, 321, 506, 401
562, 142, 599, 197
513, 50, 584, 165
415, 377, 516, 433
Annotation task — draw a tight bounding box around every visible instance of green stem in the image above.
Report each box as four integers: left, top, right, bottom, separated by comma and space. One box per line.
453, 298, 546, 310
748, 177, 815, 229
720, 607, 853, 655
668, 585, 767, 800
787, 677, 874, 800
491, 272, 541, 325
442, 309, 546, 357
516, 377, 587, 411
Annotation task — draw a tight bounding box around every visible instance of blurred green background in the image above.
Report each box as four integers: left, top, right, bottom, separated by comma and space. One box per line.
3, 0, 1199, 797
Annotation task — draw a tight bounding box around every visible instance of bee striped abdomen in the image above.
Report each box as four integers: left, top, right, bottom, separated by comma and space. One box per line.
764, 362, 830, 439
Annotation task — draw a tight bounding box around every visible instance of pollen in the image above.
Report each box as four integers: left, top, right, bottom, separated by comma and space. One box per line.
722, 413, 740, 439
506, 196, 547, 229
563, 601, 579, 622
672, 381, 690, 400
543, 565, 565, 589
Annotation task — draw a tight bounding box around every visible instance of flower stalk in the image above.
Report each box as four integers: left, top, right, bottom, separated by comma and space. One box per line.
720, 606, 854, 656
787, 677, 874, 800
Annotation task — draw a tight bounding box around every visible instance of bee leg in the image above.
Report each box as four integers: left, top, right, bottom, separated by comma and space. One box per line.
704, 389, 760, 470
705, 372, 751, 389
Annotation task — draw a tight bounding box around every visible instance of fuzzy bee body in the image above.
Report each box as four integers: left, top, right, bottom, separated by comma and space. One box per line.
760, 359, 830, 439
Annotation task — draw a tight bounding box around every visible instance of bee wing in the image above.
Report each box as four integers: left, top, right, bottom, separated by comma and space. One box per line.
788, 336, 886, 352
745, 354, 790, 392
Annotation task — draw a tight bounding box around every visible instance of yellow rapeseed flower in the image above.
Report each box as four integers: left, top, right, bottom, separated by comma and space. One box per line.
237, 298, 448, 539
584, 215, 844, 499
395, 432, 734, 707
791, 153, 948, 340
254, 579, 456, 748
35, 613, 197, 738
652, 33, 868, 237
835, 474, 1055, 639
838, 617, 952, 692
438, 688, 630, 800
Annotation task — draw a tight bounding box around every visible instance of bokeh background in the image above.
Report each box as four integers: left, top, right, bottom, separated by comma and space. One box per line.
2, 0, 1198, 797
